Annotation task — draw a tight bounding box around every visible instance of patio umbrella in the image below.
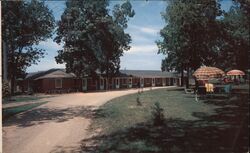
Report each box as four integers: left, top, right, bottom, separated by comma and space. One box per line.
226, 70, 245, 76
193, 66, 225, 80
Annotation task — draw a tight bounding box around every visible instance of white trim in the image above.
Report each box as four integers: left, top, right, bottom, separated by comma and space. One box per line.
55, 78, 62, 89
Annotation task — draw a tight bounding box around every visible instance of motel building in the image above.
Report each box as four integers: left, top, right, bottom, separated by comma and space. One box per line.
18, 69, 186, 94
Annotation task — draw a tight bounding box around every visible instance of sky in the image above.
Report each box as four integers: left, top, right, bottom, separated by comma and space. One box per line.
27, 0, 233, 72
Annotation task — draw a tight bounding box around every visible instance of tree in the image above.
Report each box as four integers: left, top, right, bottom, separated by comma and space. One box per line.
2, 0, 55, 94
217, 0, 250, 71
157, 0, 222, 88
54, 0, 134, 88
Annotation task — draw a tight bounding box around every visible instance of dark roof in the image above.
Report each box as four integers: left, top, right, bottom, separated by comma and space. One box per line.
26, 69, 59, 80
120, 70, 178, 78
26, 69, 75, 80
26, 69, 181, 80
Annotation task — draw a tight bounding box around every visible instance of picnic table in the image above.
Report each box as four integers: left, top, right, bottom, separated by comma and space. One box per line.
197, 84, 231, 94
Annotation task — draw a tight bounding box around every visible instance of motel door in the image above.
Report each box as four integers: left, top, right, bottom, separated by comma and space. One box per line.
140, 78, 144, 87
100, 78, 104, 90
115, 78, 120, 89
152, 78, 155, 87
162, 78, 166, 86
128, 78, 132, 88
82, 78, 87, 91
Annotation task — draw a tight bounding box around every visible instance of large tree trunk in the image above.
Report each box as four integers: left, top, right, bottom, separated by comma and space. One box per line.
186, 66, 190, 89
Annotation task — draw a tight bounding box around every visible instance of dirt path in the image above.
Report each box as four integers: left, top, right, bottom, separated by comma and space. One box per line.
3, 87, 174, 153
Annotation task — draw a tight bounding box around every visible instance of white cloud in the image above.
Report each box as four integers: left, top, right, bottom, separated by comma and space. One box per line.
126, 44, 158, 54
130, 33, 153, 43
140, 27, 159, 35
38, 39, 63, 50
53, 61, 65, 69
129, 25, 160, 35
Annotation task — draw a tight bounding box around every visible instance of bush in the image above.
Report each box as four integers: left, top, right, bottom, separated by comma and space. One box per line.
151, 102, 165, 126
2, 80, 10, 98
136, 95, 142, 106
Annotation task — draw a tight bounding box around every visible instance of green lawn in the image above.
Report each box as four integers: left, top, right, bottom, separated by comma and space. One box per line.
2, 95, 53, 104
83, 88, 249, 153
2, 96, 41, 104
2, 102, 48, 119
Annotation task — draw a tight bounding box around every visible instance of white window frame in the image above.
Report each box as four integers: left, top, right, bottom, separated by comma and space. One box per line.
55, 78, 62, 89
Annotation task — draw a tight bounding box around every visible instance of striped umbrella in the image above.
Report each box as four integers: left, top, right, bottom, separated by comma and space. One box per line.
226, 70, 245, 76
193, 66, 225, 80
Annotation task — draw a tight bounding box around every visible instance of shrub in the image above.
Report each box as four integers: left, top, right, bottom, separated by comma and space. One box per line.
136, 95, 142, 106
2, 80, 10, 98
151, 102, 165, 126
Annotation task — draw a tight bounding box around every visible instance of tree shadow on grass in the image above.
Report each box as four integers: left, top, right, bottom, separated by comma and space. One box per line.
3, 106, 100, 128
80, 94, 249, 153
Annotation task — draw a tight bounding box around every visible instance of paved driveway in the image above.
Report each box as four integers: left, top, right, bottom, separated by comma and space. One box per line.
3, 87, 173, 153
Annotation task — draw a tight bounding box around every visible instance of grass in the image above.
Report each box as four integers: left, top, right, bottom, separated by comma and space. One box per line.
2, 96, 41, 104
2, 95, 53, 104
90, 88, 218, 134
2, 101, 48, 119
82, 88, 249, 153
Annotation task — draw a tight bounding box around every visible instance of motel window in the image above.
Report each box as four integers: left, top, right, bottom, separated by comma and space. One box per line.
55, 79, 62, 88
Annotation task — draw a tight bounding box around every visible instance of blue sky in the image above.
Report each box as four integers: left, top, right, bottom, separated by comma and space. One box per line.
27, 0, 233, 72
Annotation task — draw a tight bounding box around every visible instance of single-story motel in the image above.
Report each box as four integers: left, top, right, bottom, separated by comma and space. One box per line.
18, 69, 187, 94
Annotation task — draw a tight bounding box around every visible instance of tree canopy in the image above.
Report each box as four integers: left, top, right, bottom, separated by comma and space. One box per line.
158, 0, 249, 74
157, 0, 222, 87
2, 0, 55, 93
54, 0, 134, 78
217, 0, 250, 71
